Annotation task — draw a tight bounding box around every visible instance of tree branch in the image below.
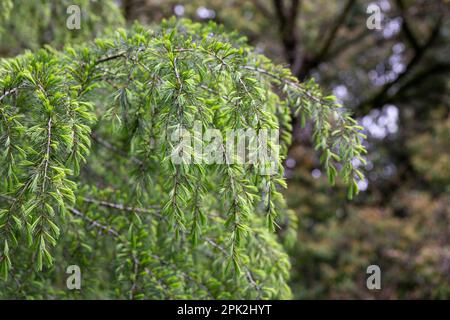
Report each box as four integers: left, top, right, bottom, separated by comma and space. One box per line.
0, 87, 20, 102
68, 206, 120, 237
314, 0, 356, 66
82, 197, 161, 214
325, 28, 372, 61
355, 13, 444, 115
273, 0, 302, 74
296, 0, 356, 79
395, 0, 421, 52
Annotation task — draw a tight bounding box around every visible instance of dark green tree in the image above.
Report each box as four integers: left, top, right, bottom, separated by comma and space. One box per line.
0, 18, 365, 299
124, 0, 449, 299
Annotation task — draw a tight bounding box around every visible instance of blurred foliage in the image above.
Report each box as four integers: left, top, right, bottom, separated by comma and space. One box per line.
286, 147, 450, 299
408, 116, 450, 188
0, 0, 124, 57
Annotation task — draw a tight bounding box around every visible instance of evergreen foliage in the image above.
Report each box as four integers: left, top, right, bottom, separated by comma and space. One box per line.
0, 0, 124, 57
0, 18, 365, 299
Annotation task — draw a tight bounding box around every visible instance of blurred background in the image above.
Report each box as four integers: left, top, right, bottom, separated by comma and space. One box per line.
1, 0, 449, 299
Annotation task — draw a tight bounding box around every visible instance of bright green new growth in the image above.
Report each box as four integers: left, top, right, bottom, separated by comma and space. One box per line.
0, 18, 366, 299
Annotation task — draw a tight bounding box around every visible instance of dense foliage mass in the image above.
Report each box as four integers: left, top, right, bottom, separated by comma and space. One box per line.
0, 18, 365, 298
0, 0, 124, 57
131, 0, 448, 299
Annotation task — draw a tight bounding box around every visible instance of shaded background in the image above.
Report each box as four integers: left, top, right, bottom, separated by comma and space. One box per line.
1, 0, 449, 299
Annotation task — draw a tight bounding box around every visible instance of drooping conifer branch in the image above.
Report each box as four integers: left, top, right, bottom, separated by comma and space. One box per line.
0, 18, 365, 299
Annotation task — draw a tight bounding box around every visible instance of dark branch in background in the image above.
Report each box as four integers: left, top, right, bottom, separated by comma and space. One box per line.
0, 194, 14, 202
355, 11, 444, 116
272, 0, 302, 154
396, 62, 450, 97
0, 194, 121, 237
96, 51, 127, 64
272, 0, 302, 75
82, 197, 160, 213
0, 87, 22, 102
324, 27, 371, 61
91, 132, 142, 165
69, 207, 120, 237
395, 0, 421, 52
297, 0, 356, 79
267, 0, 445, 119
272, 0, 357, 156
